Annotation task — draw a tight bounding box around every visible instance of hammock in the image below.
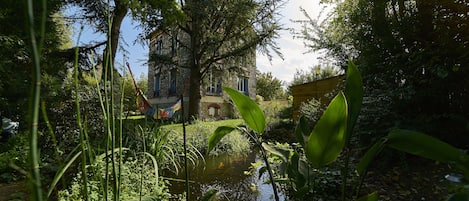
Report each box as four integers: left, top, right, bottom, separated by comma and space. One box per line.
126, 62, 181, 119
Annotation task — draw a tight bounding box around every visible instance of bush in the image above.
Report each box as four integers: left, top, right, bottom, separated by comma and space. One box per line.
0, 132, 28, 182
298, 98, 325, 127
58, 150, 179, 201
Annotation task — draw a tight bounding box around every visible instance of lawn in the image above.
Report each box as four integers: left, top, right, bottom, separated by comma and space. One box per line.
161, 119, 244, 135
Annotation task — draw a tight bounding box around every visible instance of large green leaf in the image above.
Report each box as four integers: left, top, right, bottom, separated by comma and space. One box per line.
344, 60, 363, 140
295, 115, 311, 147
223, 87, 266, 134
387, 129, 469, 165
305, 92, 348, 168
207, 126, 236, 153
357, 138, 387, 176
387, 129, 469, 178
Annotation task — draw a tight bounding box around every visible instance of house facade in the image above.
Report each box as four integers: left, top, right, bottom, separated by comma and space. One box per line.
147, 29, 257, 120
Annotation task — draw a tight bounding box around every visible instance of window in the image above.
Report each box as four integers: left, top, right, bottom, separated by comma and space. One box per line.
171, 34, 177, 56
156, 39, 163, 55
169, 69, 177, 96
206, 70, 222, 95
237, 77, 249, 95
154, 73, 160, 97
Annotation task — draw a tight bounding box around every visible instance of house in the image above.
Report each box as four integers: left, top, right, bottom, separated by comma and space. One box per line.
147, 29, 257, 120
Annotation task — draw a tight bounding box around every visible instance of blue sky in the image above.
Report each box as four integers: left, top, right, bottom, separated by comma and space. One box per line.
70, 0, 331, 83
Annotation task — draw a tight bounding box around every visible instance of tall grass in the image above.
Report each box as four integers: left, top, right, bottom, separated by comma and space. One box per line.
26, 0, 45, 200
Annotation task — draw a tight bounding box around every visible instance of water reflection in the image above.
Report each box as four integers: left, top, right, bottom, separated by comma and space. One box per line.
164, 150, 285, 201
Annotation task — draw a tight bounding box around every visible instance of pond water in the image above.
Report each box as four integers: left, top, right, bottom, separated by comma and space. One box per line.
164, 150, 286, 201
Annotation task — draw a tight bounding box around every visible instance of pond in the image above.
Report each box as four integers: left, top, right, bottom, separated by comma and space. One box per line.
164, 150, 286, 201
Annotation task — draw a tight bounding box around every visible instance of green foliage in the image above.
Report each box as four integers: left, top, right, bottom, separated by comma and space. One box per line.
344, 60, 363, 140
304, 92, 348, 168
290, 65, 342, 86
0, 133, 28, 182
359, 128, 469, 199
223, 87, 266, 134
208, 87, 281, 201
298, 98, 325, 127
161, 119, 250, 157
207, 126, 236, 153
0, 0, 69, 120
301, 0, 469, 145
256, 71, 284, 101
57, 151, 175, 201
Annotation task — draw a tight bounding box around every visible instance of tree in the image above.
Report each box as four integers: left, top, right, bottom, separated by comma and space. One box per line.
0, 0, 69, 121
256, 71, 284, 101
299, 0, 469, 144
66, 0, 183, 78
152, 0, 284, 118
290, 64, 342, 86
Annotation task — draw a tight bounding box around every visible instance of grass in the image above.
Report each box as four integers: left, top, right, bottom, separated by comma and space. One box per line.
161, 119, 244, 134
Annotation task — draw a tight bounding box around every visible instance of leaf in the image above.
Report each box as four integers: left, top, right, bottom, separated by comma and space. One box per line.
201, 189, 218, 201
357, 138, 387, 176
47, 151, 82, 198
387, 129, 469, 178
207, 126, 236, 153
258, 166, 267, 180
387, 129, 469, 166
355, 192, 378, 201
344, 60, 363, 140
262, 142, 289, 162
305, 92, 348, 168
223, 87, 266, 133
295, 115, 311, 147
447, 192, 469, 201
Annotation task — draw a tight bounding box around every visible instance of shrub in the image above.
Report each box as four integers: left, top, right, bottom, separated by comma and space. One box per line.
298, 98, 325, 127
58, 151, 179, 201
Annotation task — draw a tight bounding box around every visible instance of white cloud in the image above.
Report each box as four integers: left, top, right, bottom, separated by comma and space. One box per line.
256, 0, 332, 84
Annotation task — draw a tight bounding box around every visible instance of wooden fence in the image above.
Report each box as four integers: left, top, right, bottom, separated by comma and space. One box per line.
291, 75, 345, 121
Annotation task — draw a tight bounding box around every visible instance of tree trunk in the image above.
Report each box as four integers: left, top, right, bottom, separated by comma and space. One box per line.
188, 65, 202, 119
187, 0, 203, 119
103, 1, 128, 78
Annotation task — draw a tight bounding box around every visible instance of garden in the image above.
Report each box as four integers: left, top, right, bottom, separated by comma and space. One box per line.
1, 0, 469, 201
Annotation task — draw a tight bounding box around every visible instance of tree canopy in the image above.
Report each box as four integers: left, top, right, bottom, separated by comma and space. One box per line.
0, 0, 69, 120
256, 71, 284, 101
299, 0, 469, 144
151, 0, 284, 117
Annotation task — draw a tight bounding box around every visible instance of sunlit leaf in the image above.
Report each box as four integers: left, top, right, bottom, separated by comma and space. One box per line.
207, 126, 236, 153
344, 60, 363, 141
357, 138, 387, 176
387, 129, 468, 163
355, 192, 378, 201
223, 87, 266, 134
387, 129, 469, 177
305, 92, 348, 168
295, 115, 311, 147
262, 143, 290, 162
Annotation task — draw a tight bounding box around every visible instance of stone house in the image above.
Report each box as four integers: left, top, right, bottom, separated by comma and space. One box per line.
147, 29, 257, 120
